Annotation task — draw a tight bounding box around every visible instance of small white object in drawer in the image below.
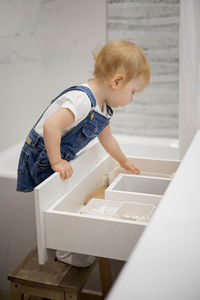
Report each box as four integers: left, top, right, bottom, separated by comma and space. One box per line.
79, 198, 121, 217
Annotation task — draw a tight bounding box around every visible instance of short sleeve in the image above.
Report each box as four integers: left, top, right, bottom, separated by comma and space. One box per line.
57, 91, 91, 123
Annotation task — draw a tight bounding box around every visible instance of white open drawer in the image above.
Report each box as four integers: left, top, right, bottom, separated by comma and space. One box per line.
34, 140, 180, 264
43, 156, 149, 262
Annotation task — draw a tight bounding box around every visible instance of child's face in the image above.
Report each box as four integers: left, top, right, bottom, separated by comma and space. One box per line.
107, 77, 145, 108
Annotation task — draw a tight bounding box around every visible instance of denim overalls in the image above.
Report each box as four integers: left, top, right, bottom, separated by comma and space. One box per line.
16, 86, 113, 192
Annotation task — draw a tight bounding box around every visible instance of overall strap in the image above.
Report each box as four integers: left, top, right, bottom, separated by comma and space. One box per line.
33, 85, 97, 128
52, 86, 113, 116
106, 105, 113, 117
52, 86, 97, 108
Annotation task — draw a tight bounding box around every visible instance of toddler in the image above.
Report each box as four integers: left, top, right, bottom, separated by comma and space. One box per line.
17, 40, 150, 266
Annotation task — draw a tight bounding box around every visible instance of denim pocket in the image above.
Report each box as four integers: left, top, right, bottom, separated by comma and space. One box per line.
60, 149, 74, 162
81, 123, 98, 138
37, 148, 50, 167
35, 162, 54, 186
17, 149, 29, 174
74, 123, 98, 149
35, 148, 53, 186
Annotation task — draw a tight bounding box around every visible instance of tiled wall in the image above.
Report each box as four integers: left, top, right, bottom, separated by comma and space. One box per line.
107, 0, 179, 138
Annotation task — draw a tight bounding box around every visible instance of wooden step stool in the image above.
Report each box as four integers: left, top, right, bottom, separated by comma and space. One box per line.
8, 246, 112, 300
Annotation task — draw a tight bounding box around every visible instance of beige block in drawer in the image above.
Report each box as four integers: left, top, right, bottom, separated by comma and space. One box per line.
105, 174, 171, 205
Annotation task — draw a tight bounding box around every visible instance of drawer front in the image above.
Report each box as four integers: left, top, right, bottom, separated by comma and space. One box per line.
44, 212, 145, 261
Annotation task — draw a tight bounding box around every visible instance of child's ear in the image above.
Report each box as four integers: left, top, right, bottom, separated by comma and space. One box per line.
110, 73, 124, 90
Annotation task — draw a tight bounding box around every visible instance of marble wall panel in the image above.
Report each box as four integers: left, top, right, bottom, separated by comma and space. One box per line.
0, 0, 106, 151
179, 0, 200, 157
107, 0, 179, 138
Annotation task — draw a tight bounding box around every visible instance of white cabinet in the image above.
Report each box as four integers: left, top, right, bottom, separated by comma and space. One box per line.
106, 132, 200, 300
34, 140, 180, 264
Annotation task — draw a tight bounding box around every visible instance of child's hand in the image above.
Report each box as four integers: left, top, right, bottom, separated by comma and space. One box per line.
120, 159, 140, 175
51, 159, 73, 180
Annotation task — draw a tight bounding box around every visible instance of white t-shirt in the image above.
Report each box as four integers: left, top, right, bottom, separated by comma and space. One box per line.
35, 83, 109, 137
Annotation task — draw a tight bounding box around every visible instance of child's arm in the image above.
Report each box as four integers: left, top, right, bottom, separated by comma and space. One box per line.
43, 108, 74, 180
98, 124, 140, 175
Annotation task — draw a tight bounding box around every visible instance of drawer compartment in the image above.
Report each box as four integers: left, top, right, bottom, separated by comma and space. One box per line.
79, 198, 155, 224
107, 157, 180, 184
115, 201, 155, 223
105, 174, 171, 205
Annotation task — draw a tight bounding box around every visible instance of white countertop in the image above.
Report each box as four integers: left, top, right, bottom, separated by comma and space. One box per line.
107, 130, 200, 300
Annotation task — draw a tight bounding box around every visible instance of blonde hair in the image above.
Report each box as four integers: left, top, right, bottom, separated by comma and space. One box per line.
93, 40, 150, 88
